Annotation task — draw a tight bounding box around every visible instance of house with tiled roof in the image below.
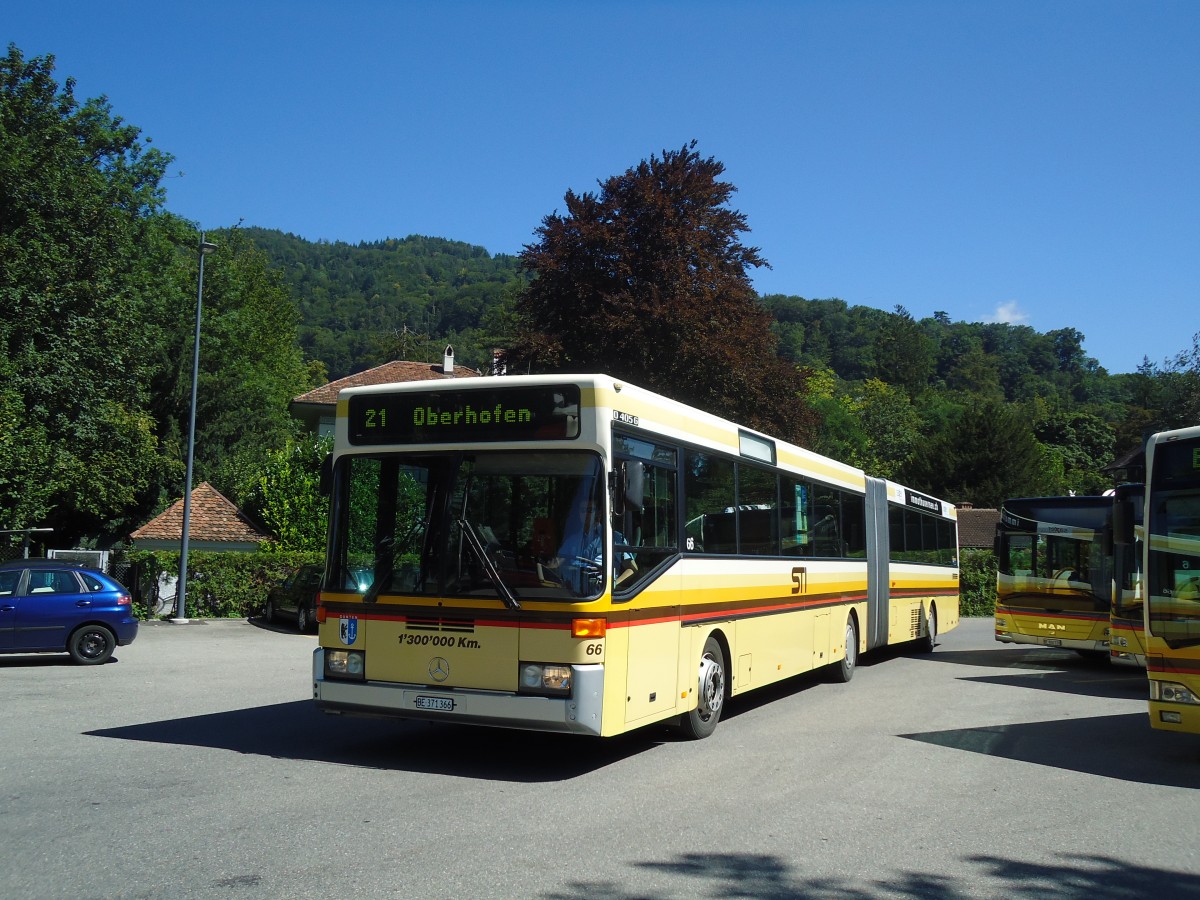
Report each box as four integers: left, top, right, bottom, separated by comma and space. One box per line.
289, 347, 481, 435
956, 504, 1001, 550
129, 482, 273, 551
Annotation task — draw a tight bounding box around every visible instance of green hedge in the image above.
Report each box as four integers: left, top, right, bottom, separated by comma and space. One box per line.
126, 548, 323, 619
959, 548, 998, 617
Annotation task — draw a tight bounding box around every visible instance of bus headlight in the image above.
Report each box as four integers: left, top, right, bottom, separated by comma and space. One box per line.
325, 649, 366, 680
519, 663, 572, 695
1149, 680, 1199, 704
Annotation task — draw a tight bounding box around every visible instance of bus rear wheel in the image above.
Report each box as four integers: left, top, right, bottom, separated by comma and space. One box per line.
830, 615, 858, 683
676, 635, 726, 740
919, 606, 937, 653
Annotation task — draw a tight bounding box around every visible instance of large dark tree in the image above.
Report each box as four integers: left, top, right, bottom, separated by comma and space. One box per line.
512, 142, 817, 444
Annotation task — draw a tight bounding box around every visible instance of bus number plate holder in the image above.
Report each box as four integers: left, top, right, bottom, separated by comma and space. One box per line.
415, 695, 455, 712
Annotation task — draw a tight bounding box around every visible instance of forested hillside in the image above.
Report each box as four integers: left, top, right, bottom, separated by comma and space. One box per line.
245, 228, 525, 379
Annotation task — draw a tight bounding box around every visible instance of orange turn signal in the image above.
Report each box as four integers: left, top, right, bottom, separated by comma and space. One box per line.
316, 596, 327, 624
572, 618, 606, 638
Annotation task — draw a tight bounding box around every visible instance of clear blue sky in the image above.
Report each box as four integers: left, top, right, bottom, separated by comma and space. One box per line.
9, 1, 1198, 374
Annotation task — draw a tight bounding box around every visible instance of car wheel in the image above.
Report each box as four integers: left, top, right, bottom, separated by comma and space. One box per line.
296, 605, 309, 633
264, 598, 276, 624
68, 624, 116, 665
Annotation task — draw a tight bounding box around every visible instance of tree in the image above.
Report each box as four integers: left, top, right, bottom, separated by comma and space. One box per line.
875, 306, 935, 396
240, 435, 332, 552
1030, 401, 1115, 496
512, 142, 817, 444
846, 379, 922, 479
151, 227, 315, 506
0, 45, 175, 541
900, 400, 1049, 507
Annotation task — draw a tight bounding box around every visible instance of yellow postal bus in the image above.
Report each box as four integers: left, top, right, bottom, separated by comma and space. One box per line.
994, 487, 1145, 666
1143, 425, 1200, 732
312, 374, 959, 738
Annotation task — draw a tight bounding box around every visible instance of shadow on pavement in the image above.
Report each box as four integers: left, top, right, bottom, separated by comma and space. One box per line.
542, 850, 1200, 899
900, 712, 1200, 788
86, 699, 661, 781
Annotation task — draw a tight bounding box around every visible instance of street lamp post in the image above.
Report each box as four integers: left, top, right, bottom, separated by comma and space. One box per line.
172, 232, 218, 624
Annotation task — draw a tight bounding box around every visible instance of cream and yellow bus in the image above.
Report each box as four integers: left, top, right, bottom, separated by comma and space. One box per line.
994, 487, 1145, 666
312, 374, 959, 739
1143, 425, 1200, 732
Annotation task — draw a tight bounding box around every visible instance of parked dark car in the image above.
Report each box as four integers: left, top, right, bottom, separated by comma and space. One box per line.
0, 558, 138, 664
263, 564, 322, 633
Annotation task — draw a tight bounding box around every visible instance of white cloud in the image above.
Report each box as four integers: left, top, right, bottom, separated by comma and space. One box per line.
984, 301, 1028, 325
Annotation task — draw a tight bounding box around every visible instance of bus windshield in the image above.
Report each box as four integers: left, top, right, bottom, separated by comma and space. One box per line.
329, 450, 609, 602
1147, 485, 1200, 647
996, 499, 1110, 614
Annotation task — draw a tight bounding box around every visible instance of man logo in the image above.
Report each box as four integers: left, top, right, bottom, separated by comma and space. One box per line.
340, 617, 358, 645
429, 656, 450, 682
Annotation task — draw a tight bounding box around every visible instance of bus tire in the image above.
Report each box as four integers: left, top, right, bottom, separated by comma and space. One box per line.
831, 615, 858, 683
919, 606, 937, 653
676, 635, 726, 740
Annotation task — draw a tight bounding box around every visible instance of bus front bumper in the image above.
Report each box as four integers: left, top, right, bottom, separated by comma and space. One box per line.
312, 648, 605, 736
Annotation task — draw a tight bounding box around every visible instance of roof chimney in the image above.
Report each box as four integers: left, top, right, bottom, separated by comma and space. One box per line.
443, 345, 454, 375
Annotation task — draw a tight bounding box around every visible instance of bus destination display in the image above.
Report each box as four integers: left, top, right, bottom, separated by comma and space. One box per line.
348, 385, 582, 444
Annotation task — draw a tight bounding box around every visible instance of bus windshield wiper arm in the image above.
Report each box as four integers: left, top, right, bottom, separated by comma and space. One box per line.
457, 516, 521, 610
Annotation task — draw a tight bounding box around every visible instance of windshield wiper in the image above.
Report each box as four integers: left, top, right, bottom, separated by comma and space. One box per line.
457, 516, 521, 610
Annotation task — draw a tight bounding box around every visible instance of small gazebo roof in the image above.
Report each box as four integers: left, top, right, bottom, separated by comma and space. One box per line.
129, 482, 272, 551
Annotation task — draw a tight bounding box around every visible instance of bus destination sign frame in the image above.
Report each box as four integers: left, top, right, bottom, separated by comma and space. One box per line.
347, 384, 582, 445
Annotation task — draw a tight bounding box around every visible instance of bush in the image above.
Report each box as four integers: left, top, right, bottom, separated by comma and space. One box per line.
959, 548, 997, 617
125, 548, 323, 619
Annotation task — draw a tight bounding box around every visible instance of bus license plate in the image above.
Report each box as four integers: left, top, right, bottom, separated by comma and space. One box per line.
415, 695, 454, 712
1045, 639, 1062, 647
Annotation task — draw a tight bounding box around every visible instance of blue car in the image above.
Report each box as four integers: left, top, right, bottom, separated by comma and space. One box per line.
0, 558, 138, 664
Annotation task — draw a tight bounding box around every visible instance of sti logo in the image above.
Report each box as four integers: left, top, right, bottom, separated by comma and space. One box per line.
339, 617, 359, 646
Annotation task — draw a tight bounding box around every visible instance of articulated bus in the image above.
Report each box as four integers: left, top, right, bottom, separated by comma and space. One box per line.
994, 488, 1144, 665
1143, 426, 1200, 733
312, 374, 960, 739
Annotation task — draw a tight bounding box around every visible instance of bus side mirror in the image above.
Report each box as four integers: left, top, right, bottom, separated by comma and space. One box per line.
616, 461, 644, 515
319, 455, 333, 497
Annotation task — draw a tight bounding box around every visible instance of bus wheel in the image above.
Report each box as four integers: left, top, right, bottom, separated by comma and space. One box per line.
919, 606, 937, 653
677, 636, 726, 740
831, 615, 858, 683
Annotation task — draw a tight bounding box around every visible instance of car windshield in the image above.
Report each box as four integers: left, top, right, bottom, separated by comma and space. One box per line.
329, 450, 608, 602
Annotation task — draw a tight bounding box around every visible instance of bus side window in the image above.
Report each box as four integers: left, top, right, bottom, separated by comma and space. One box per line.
614, 459, 677, 594
685, 450, 735, 554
